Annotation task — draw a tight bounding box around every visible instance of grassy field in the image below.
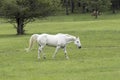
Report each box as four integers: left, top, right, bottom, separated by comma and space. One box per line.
0, 14, 120, 80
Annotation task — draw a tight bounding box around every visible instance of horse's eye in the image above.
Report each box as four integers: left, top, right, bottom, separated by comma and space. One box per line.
77, 41, 79, 43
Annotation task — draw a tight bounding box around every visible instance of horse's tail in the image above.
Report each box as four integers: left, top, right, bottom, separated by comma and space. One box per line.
25, 34, 39, 52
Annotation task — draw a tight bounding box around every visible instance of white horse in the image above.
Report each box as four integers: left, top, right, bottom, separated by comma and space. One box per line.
26, 33, 82, 59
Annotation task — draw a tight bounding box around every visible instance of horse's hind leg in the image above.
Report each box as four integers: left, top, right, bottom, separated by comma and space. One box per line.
38, 46, 41, 59
38, 46, 44, 60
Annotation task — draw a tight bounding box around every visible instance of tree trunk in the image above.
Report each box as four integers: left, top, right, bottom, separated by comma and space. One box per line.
95, 8, 98, 19
16, 18, 24, 35
111, 0, 116, 14
92, 10, 98, 19
95, 10, 98, 19
71, 0, 74, 13
65, 0, 69, 15
112, 9, 116, 14
112, 4, 116, 14
82, 3, 86, 13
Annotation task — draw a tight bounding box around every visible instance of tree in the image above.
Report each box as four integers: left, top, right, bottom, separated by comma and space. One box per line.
61, 0, 70, 15
70, 0, 75, 13
111, 0, 120, 14
80, 0, 111, 18
0, 0, 55, 35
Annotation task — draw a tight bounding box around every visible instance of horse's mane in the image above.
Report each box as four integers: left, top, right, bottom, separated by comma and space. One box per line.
56, 33, 76, 40
57, 33, 75, 37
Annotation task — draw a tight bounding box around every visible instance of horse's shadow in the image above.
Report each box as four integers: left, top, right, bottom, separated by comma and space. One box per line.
34, 57, 69, 62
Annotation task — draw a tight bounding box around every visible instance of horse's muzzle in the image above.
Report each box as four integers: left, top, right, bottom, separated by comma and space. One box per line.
78, 46, 81, 49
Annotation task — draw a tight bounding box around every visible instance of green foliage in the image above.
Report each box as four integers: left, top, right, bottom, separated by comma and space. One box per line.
81, 0, 111, 11
0, 0, 56, 35
59, 0, 112, 14
0, 0, 54, 21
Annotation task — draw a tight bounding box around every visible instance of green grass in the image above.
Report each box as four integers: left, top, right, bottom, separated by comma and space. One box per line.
0, 14, 120, 80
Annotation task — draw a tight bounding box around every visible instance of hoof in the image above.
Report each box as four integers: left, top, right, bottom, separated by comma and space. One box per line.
43, 56, 46, 59
38, 57, 40, 60
66, 56, 69, 60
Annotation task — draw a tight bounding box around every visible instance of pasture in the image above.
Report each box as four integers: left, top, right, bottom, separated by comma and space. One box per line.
0, 14, 120, 80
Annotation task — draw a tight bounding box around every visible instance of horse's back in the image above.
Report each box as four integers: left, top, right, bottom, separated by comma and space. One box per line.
37, 34, 58, 46
45, 34, 66, 46
46, 34, 59, 46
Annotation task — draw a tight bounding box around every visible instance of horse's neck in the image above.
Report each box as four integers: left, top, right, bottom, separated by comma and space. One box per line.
66, 36, 76, 43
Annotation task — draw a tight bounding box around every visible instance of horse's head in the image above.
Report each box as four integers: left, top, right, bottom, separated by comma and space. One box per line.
74, 37, 82, 49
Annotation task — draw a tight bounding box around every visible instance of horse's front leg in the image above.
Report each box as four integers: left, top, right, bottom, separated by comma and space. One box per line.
38, 46, 41, 59
63, 46, 69, 60
42, 50, 46, 59
52, 46, 60, 59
